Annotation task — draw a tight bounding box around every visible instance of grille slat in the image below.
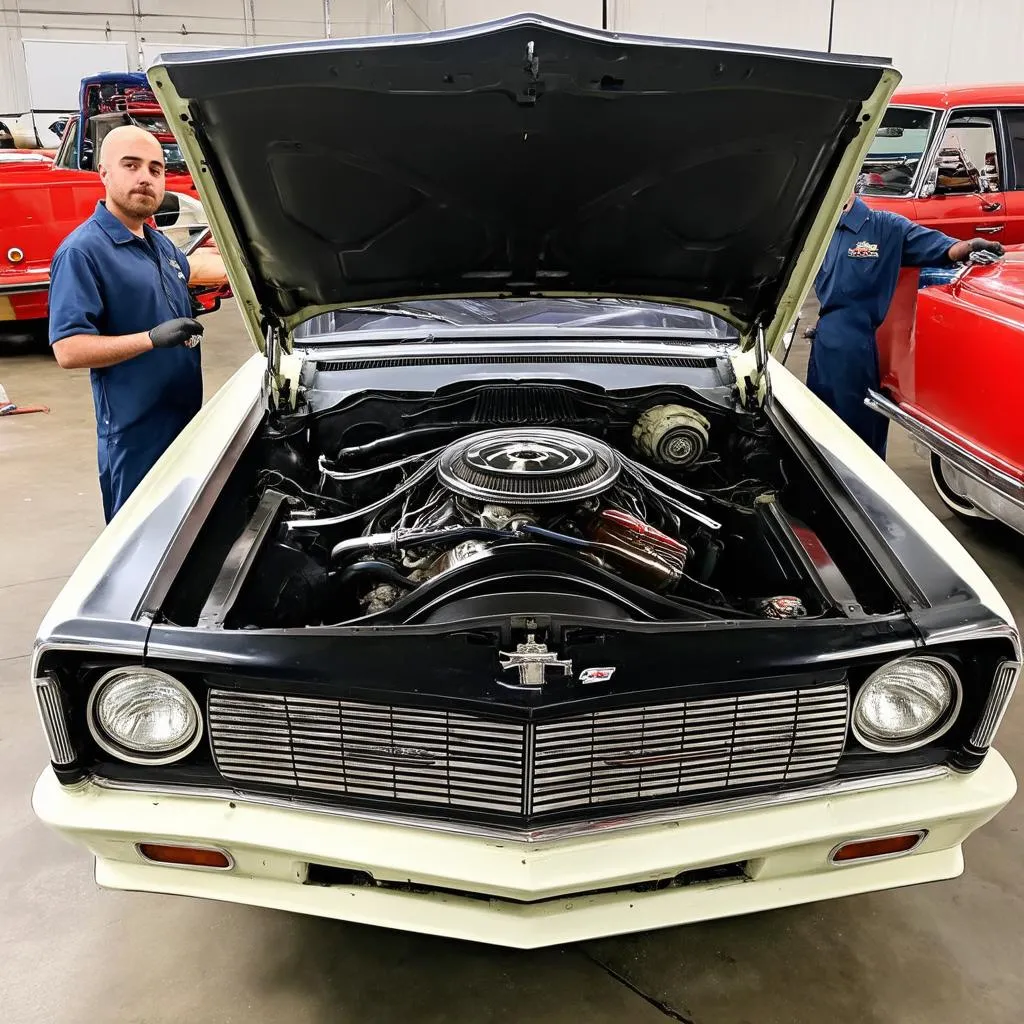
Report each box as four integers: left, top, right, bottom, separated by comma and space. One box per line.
208, 683, 848, 820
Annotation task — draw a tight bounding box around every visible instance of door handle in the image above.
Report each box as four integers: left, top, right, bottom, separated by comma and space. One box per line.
974, 225, 1004, 233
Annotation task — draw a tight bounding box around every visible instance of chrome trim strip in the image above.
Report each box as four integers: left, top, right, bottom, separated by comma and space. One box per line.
33, 675, 75, 766
0, 279, 50, 296
91, 765, 951, 844
31, 640, 146, 681
865, 390, 1024, 506
970, 661, 1021, 749
808, 639, 916, 663
828, 829, 928, 867
920, 621, 1021, 661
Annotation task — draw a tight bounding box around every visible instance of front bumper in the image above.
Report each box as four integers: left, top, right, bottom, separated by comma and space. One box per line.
33, 753, 1016, 948
0, 277, 49, 321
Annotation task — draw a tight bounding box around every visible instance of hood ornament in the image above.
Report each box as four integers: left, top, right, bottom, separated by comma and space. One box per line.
499, 634, 572, 689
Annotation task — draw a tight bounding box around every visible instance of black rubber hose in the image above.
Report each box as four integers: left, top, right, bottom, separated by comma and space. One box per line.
335, 561, 419, 591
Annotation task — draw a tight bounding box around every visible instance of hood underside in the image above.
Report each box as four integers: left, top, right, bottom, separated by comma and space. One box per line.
148, 15, 897, 354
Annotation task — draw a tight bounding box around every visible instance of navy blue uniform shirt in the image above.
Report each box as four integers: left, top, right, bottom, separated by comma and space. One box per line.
813, 196, 957, 337
48, 201, 203, 520
48, 201, 201, 436
807, 197, 957, 457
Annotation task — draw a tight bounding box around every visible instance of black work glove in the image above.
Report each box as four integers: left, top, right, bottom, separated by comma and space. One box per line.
149, 317, 204, 349
969, 238, 1005, 258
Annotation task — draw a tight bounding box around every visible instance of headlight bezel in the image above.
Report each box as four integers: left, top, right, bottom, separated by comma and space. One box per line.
86, 667, 204, 765
851, 655, 963, 753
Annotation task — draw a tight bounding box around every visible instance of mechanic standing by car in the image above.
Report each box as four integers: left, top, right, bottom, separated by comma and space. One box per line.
48, 124, 222, 522
807, 191, 1004, 458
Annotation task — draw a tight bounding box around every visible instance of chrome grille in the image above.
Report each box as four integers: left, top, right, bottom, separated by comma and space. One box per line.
531, 687, 849, 812
209, 693, 524, 811
209, 683, 848, 819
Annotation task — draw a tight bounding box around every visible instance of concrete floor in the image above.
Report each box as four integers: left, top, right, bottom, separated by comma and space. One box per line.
1, 307, 1022, 1024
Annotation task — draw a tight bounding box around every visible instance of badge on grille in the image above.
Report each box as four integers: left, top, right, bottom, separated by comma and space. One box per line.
499, 634, 572, 689
579, 667, 616, 685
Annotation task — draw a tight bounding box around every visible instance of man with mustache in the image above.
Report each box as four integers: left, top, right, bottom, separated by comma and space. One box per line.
48, 124, 219, 522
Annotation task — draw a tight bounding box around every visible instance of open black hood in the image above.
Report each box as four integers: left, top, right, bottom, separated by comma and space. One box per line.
150, 16, 892, 339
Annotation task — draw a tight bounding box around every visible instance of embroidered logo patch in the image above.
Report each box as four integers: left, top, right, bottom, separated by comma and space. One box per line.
168, 257, 187, 282
848, 241, 880, 259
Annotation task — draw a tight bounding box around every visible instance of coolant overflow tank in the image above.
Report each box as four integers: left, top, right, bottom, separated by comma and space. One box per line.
632, 405, 711, 467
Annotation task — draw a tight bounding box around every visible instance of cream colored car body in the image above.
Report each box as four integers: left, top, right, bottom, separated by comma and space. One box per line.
31, 355, 1019, 947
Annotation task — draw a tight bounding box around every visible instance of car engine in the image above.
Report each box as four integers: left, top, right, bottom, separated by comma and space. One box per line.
186, 381, 887, 629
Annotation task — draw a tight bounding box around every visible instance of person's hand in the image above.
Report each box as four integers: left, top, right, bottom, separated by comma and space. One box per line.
970, 237, 1003, 258
149, 317, 204, 349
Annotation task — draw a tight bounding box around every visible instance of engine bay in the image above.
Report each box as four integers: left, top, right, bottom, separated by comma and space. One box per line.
173, 380, 899, 630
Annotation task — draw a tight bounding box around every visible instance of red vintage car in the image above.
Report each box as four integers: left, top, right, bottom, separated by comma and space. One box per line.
867, 251, 1024, 534
1, 72, 227, 325
858, 84, 1024, 243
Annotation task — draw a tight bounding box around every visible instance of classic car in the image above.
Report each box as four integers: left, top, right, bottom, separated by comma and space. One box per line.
858, 84, 1024, 242
0, 72, 228, 325
869, 248, 1024, 535
30, 17, 1019, 948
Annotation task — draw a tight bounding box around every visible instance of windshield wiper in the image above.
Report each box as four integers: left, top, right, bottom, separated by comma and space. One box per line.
348, 305, 461, 326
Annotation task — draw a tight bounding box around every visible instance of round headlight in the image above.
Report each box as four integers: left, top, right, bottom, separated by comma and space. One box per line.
88, 668, 202, 764
852, 657, 961, 751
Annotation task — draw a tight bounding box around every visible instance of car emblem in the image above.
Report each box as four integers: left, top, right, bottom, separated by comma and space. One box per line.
499, 634, 572, 689
346, 744, 438, 765
579, 667, 616, 685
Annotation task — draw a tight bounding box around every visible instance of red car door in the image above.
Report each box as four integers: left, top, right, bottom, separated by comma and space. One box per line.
998, 108, 1024, 243
915, 109, 1009, 242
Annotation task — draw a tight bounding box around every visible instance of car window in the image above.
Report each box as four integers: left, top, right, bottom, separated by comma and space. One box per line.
295, 298, 739, 340
1002, 109, 1024, 191
935, 110, 1001, 195
54, 118, 79, 170
858, 107, 936, 195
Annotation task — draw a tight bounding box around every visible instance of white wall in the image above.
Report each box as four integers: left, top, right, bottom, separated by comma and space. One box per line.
614, 0, 831, 52
4, 0, 1024, 117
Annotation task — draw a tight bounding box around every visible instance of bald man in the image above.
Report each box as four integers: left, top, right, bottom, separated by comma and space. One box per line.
48, 125, 214, 522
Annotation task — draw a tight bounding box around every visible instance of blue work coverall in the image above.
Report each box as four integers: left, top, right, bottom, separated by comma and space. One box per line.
807, 197, 956, 458
48, 202, 202, 522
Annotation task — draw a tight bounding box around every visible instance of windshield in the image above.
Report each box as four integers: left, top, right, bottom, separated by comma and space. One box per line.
857, 106, 937, 195
294, 298, 738, 341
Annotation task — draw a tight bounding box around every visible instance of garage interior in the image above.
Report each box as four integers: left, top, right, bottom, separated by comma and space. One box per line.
3, 4, 1024, 1024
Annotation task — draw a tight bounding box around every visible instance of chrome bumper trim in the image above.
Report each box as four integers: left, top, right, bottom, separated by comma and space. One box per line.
92, 765, 951, 844
865, 390, 1024, 506
0, 279, 49, 296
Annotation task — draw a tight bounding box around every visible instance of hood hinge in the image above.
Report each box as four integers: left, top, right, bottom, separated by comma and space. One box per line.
738, 323, 770, 411
261, 315, 288, 409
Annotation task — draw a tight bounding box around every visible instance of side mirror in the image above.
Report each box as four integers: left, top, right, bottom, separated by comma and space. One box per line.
920, 166, 938, 198
79, 139, 94, 171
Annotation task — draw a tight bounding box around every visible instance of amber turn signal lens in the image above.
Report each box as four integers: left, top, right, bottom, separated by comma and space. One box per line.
831, 832, 924, 863
138, 843, 231, 869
